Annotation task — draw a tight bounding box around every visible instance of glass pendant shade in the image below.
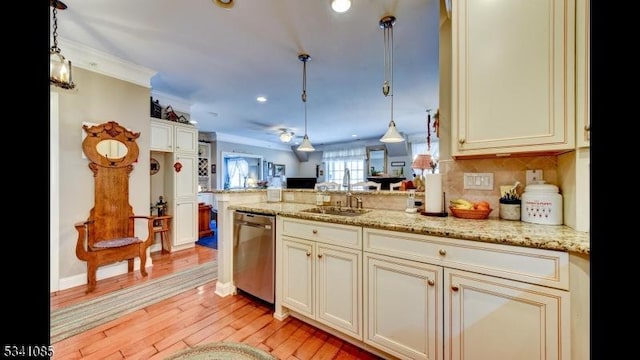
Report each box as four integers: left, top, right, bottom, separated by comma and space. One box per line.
50, 51, 74, 89
380, 120, 405, 143
297, 134, 315, 152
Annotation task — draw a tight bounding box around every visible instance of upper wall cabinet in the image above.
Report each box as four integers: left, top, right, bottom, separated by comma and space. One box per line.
150, 119, 173, 152
150, 118, 198, 154
451, 0, 576, 158
575, 0, 590, 148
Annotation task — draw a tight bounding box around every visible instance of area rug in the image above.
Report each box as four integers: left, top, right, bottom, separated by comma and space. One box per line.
164, 342, 277, 360
50, 261, 217, 343
195, 234, 217, 249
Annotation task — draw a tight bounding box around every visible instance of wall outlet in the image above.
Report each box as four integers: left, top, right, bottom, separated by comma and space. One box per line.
463, 172, 494, 190
526, 170, 543, 185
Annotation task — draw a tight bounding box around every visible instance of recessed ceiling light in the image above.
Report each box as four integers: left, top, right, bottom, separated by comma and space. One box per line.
213, 0, 234, 9
331, 0, 351, 13
256, 96, 267, 103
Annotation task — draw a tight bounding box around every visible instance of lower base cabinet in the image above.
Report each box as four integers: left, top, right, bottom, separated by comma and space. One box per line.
364, 253, 443, 360
277, 219, 574, 360
280, 219, 363, 340
445, 268, 570, 360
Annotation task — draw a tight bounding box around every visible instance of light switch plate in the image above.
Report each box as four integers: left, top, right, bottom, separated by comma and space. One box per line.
463, 173, 494, 190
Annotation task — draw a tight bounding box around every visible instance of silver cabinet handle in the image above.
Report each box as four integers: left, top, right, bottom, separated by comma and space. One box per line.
439, 249, 446, 256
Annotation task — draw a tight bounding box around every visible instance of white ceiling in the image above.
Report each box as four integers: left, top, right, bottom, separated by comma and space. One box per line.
57, 0, 440, 147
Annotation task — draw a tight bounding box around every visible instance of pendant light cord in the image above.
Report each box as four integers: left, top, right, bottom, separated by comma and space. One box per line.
302, 59, 308, 134
51, 4, 60, 53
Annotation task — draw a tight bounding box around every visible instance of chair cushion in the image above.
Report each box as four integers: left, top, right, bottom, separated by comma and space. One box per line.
93, 237, 142, 249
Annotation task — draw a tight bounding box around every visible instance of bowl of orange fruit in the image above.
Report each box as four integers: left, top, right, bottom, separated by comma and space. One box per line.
449, 199, 493, 219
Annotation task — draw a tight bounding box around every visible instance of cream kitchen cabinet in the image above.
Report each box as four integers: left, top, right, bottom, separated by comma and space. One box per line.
150, 118, 198, 251
363, 228, 571, 360
364, 253, 442, 360
575, 0, 590, 148
451, 0, 576, 157
175, 126, 198, 154
173, 199, 198, 246
150, 119, 173, 152
150, 118, 198, 154
444, 268, 569, 360
279, 218, 363, 340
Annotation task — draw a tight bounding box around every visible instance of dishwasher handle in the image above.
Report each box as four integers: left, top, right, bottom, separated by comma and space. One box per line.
235, 221, 272, 230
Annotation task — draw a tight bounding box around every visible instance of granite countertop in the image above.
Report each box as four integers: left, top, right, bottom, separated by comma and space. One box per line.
228, 202, 590, 255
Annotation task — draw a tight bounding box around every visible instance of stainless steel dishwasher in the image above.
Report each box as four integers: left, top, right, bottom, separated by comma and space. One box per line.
233, 211, 275, 303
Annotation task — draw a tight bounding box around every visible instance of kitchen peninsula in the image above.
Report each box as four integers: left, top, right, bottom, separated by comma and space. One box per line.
208, 188, 589, 360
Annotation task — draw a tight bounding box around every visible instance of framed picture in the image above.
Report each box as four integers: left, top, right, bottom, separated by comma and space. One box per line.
391, 161, 405, 167
211, 164, 216, 174
273, 164, 286, 177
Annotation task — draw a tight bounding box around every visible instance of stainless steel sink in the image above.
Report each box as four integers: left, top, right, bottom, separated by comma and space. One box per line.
301, 206, 370, 217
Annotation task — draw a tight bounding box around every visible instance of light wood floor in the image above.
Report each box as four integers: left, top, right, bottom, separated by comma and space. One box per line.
50, 245, 384, 360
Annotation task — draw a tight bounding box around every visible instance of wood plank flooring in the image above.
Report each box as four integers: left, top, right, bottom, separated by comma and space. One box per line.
50, 245, 385, 359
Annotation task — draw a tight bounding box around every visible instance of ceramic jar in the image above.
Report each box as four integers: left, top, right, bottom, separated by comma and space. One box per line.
499, 202, 521, 220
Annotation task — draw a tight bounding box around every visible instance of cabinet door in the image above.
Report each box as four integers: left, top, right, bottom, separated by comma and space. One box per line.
316, 243, 362, 340
451, 0, 575, 157
364, 253, 442, 360
173, 200, 197, 246
174, 155, 197, 198
575, 0, 590, 148
150, 120, 173, 152
175, 126, 198, 154
444, 268, 570, 360
281, 237, 314, 317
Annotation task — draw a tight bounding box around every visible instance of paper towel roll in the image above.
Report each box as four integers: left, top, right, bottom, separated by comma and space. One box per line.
425, 174, 443, 213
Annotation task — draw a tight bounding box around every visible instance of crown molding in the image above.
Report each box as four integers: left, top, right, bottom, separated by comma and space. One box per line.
56, 37, 157, 88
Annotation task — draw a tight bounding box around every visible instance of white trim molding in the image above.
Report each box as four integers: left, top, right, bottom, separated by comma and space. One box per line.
56, 36, 157, 88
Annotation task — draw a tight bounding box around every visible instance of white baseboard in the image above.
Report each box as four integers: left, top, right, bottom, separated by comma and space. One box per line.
215, 281, 235, 298
56, 257, 153, 292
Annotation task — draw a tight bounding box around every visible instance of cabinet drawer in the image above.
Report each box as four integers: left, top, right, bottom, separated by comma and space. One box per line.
281, 218, 361, 249
364, 228, 568, 290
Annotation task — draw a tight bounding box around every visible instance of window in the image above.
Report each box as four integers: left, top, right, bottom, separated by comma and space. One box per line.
322, 146, 367, 186
225, 158, 249, 188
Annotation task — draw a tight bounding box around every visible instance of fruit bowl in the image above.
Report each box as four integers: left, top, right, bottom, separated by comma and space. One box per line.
449, 206, 492, 219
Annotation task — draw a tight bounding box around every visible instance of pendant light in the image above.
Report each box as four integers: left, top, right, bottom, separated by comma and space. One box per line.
297, 54, 315, 152
379, 15, 404, 143
50, 0, 75, 90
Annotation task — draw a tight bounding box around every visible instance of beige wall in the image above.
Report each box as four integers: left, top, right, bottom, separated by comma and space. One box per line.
53, 67, 151, 284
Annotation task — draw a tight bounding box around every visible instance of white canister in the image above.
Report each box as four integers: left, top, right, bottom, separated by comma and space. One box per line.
521, 183, 563, 225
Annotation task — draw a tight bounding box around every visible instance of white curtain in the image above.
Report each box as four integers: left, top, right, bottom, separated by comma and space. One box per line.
227, 159, 249, 187
322, 146, 367, 162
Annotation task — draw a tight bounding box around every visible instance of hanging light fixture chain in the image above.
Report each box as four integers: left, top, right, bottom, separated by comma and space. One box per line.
51, 4, 60, 53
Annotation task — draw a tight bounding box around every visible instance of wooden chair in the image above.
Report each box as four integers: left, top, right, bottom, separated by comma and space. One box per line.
74, 121, 155, 293
389, 180, 404, 191
352, 181, 381, 191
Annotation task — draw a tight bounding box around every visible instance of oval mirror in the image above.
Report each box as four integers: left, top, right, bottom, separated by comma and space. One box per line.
96, 139, 128, 159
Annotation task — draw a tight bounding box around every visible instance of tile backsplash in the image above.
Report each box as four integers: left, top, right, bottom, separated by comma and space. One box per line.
439, 156, 558, 218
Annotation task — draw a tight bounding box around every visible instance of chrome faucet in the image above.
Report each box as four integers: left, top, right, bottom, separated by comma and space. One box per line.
343, 168, 363, 208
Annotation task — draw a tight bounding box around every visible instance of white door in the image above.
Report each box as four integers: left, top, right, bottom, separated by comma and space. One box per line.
173, 200, 197, 246
281, 238, 314, 316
